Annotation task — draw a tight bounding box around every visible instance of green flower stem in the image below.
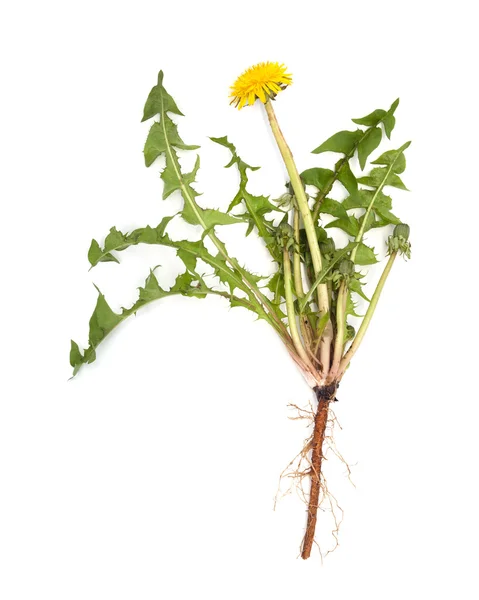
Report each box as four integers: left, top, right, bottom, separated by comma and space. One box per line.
337, 252, 397, 378
329, 281, 347, 381
264, 100, 332, 374
294, 207, 315, 349
293, 207, 304, 298
283, 245, 314, 370
264, 101, 322, 278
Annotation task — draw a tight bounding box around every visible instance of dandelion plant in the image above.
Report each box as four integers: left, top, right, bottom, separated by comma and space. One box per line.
71, 62, 412, 559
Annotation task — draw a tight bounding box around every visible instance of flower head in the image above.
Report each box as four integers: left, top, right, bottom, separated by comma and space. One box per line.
230, 62, 292, 109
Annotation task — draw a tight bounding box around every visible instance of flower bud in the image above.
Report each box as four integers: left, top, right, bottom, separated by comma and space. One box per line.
387, 223, 412, 259
277, 223, 294, 249
279, 223, 293, 237
276, 193, 293, 210
338, 259, 355, 276
393, 223, 410, 240
345, 324, 356, 342
320, 238, 335, 256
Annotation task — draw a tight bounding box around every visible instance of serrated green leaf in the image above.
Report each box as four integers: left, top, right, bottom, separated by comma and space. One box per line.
162, 154, 200, 199
175, 240, 202, 272
354, 243, 378, 265
88, 217, 175, 268
182, 202, 243, 228
326, 216, 359, 237
144, 117, 199, 167
300, 167, 335, 190
70, 267, 260, 376
349, 278, 370, 302
343, 189, 392, 211
88, 239, 119, 267
142, 71, 184, 122
246, 193, 277, 217
346, 292, 362, 318
358, 127, 382, 170
149, 142, 243, 229
104, 228, 128, 253
88, 287, 123, 348
69, 340, 83, 372
374, 206, 401, 225
358, 168, 408, 191
211, 135, 280, 261
312, 130, 364, 155
383, 98, 400, 139
311, 100, 403, 223
210, 136, 260, 173
383, 115, 395, 140
336, 160, 358, 197
342, 190, 399, 228
371, 148, 406, 174
319, 198, 349, 220
266, 271, 285, 302
229, 296, 261, 314
358, 210, 377, 233
352, 108, 386, 127
88, 224, 250, 299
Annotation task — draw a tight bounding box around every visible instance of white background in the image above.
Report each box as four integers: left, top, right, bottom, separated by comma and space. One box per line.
1, 1, 478, 598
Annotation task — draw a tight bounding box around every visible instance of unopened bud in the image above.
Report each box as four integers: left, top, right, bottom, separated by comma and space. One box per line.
339, 259, 355, 276
388, 223, 412, 259
345, 324, 356, 342
277, 223, 294, 249
320, 238, 335, 256
276, 193, 293, 209
393, 223, 410, 240
279, 223, 293, 237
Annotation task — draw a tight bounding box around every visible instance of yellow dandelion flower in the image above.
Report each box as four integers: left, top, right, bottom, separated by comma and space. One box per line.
230, 62, 292, 109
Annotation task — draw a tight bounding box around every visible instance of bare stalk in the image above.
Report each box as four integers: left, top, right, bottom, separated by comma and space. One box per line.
328, 281, 347, 381
283, 246, 314, 371
264, 100, 332, 375
337, 252, 397, 378
293, 207, 304, 298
